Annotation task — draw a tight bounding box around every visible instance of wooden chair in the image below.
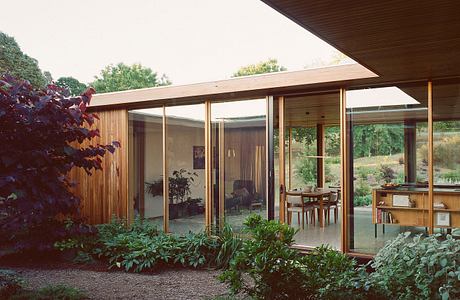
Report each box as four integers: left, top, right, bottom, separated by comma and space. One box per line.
286, 194, 315, 229
314, 191, 338, 224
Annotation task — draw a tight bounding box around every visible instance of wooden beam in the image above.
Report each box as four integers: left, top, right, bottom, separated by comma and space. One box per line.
89, 64, 377, 109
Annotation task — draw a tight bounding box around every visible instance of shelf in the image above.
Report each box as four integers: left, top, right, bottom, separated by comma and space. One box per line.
434, 209, 460, 212
376, 222, 425, 227
376, 206, 427, 211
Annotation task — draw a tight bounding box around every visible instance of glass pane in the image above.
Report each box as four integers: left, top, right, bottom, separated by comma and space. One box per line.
211, 99, 267, 231
129, 108, 164, 229
433, 81, 460, 236
346, 84, 428, 254
284, 92, 341, 249
165, 104, 206, 234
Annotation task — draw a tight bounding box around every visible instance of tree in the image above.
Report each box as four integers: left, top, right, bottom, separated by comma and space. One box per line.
0, 32, 47, 87
232, 58, 287, 77
0, 74, 119, 252
43, 71, 53, 85
56, 76, 87, 96
92, 63, 171, 93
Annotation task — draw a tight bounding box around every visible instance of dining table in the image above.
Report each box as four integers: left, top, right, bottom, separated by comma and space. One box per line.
285, 190, 332, 227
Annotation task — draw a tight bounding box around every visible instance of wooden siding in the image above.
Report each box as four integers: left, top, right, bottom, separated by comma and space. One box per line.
69, 109, 128, 224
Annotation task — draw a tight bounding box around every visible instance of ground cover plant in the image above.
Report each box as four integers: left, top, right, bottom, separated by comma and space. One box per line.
0, 74, 119, 254
55, 217, 240, 273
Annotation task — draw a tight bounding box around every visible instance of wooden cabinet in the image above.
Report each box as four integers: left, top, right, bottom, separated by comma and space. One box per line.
372, 188, 460, 228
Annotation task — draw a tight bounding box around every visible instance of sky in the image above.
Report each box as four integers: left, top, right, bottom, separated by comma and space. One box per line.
0, 0, 343, 85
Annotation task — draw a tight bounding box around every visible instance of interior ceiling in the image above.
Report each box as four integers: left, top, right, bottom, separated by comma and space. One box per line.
262, 0, 460, 82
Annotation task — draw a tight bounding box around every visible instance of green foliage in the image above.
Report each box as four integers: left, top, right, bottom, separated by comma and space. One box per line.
11, 284, 88, 300
0, 32, 46, 87
296, 156, 317, 186
92, 63, 170, 93
56, 77, 87, 96
214, 224, 243, 269
220, 214, 307, 299
364, 233, 460, 300
58, 217, 225, 273
441, 169, 460, 184
354, 195, 372, 207
302, 246, 363, 300
353, 124, 404, 158
220, 215, 363, 300
232, 59, 287, 77
0, 269, 23, 299
420, 134, 460, 171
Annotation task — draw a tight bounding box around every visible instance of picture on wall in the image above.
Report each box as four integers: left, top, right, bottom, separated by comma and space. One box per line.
193, 146, 205, 169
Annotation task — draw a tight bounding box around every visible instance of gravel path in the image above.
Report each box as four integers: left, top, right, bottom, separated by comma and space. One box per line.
9, 267, 229, 299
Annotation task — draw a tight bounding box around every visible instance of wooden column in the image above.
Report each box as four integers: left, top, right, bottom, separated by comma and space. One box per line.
317, 123, 326, 188
162, 105, 169, 233
267, 96, 275, 220
218, 120, 225, 227
404, 119, 417, 183
340, 88, 352, 253
288, 128, 293, 190
278, 96, 286, 223
204, 100, 212, 232
428, 81, 434, 234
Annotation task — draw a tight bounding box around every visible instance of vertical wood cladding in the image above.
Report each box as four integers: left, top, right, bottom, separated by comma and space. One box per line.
69, 109, 128, 224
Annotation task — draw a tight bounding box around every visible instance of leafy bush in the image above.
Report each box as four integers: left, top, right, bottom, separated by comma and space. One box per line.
364, 232, 460, 300
220, 214, 308, 299
11, 284, 87, 300
354, 195, 372, 207
219, 215, 364, 300
214, 224, 243, 269
0, 269, 23, 299
57, 217, 222, 272
379, 165, 396, 183
0, 74, 119, 253
441, 169, 460, 184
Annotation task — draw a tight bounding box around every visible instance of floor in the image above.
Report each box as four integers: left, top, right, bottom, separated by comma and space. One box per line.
156, 207, 434, 254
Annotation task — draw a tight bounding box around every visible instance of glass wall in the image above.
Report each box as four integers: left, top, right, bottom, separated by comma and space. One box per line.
165, 104, 206, 234
129, 108, 164, 228
282, 91, 341, 249
433, 81, 460, 236
211, 99, 267, 231
346, 83, 429, 254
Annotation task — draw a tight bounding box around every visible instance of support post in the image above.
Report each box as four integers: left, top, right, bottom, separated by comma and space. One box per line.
404, 119, 417, 183
278, 96, 286, 223
317, 123, 325, 188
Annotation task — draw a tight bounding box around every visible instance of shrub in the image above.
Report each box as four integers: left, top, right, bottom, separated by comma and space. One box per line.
0, 269, 23, 299
354, 195, 372, 207
0, 74, 119, 253
379, 165, 396, 183
364, 232, 460, 300
214, 224, 243, 269
220, 214, 308, 299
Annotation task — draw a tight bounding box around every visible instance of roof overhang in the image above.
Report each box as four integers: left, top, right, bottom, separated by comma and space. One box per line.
89, 64, 376, 110
261, 0, 460, 82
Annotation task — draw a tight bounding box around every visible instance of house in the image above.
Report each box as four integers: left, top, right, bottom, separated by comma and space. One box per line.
71, 1, 460, 257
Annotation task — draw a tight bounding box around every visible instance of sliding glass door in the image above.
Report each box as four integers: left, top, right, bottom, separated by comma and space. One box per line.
211, 99, 268, 230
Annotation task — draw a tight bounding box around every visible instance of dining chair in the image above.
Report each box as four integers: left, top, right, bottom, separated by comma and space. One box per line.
286, 194, 315, 229
314, 191, 338, 224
